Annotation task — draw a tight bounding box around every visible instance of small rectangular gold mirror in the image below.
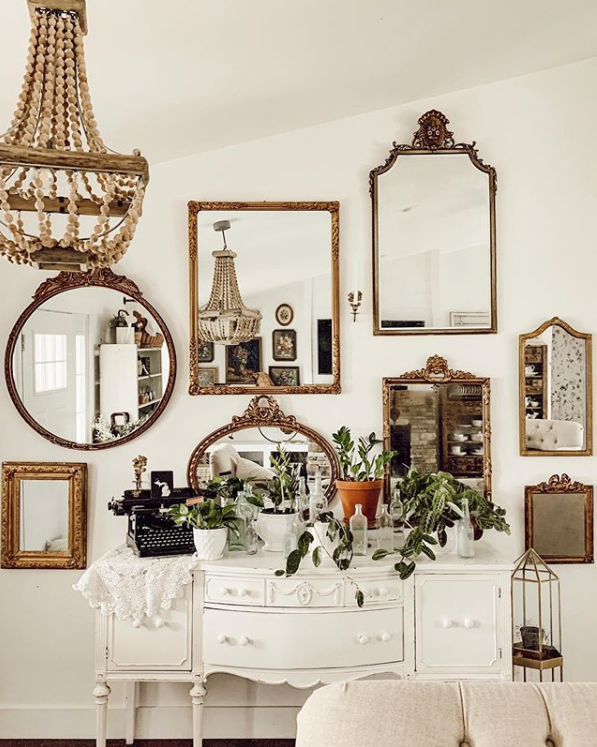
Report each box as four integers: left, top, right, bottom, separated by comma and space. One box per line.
1, 461, 87, 569
188, 201, 340, 395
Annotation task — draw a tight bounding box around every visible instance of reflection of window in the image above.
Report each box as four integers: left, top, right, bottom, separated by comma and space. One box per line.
75, 334, 86, 442
34, 334, 67, 393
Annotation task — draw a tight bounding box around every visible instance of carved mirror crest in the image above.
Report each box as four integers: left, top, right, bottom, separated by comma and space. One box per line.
519, 317, 592, 456
4, 269, 177, 450
525, 474, 594, 563
383, 355, 491, 501
370, 110, 497, 335
187, 395, 339, 501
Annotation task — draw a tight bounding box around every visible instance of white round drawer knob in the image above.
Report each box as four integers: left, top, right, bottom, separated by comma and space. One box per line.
238, 636, 251, 647
358, 634, 370, 645
381, 632, 391, 643
238, 588, 248, 597
132, 619, 142, 629
378, 587, 388, 597
220, 587, 229, 596
442, 618, 454, 629
154, 617, 165, 629
463, 618, 475, 629
217, 634, 227, 644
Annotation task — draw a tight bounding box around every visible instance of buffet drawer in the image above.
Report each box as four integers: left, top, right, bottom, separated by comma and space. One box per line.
205, 574, 264, 606
349, 577, 403, 606
203, 607, 404, 670
107, 585, 192, 671
266, 576, 345, 607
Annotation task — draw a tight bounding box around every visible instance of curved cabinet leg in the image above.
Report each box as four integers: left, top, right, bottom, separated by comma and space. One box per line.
190, 679, 207, 747
93, 679, 111, 747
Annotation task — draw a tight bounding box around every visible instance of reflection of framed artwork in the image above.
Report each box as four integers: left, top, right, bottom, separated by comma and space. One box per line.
226, 339, 262, 384
198, 367, 218, 387
272, 329, 297, 361
317, 319, 332, 375
525, 473, 594, 563
275, 303, 294, 326
198, 341, 214, 363
269, 366, 300, 387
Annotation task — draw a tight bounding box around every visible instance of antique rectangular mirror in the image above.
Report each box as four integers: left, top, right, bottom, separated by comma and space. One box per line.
188, 201, 340, 394
383, 355, 491, 500
525, 474, 593, 563
520, 317, 592, 456
1, 461, 87, 569
370, 110, 497, 335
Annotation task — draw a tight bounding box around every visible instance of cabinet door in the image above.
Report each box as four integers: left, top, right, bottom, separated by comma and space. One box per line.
415, 574, 502, 675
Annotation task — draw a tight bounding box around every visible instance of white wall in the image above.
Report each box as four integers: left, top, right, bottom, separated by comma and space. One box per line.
1, 56, 597, 738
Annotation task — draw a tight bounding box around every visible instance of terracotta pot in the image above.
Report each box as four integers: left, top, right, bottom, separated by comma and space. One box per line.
336, 479, 383, 526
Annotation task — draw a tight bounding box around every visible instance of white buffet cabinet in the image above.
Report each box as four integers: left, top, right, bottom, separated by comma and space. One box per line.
92, 542, 513, 746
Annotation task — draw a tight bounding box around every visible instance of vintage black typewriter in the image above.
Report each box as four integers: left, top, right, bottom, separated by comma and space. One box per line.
108, 488, 198, 558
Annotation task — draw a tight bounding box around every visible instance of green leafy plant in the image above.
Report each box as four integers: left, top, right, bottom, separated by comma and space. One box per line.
203, 476, 246, 505
264, 446, 300, 513
333, 426, 395, 482
168, 499, 240, 534
110, 310, 129, 328
373, 467, 511, 579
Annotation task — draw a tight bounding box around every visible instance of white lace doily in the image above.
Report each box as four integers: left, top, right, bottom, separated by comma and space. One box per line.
73, 546, 199, 620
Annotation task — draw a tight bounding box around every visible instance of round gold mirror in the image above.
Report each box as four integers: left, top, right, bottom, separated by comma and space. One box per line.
5, 269, 176, 450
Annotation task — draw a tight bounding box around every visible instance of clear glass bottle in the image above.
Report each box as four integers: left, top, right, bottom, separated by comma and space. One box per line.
309, 469, 327, 522
283, 521, 298, 558
377, 504, 393, 552
298, 475, 309, 513
458, 498, 475, 559
390, 486, 405, 551
349, 503, 368, 556
227, 490, 248, 552
245, 520, 259, 555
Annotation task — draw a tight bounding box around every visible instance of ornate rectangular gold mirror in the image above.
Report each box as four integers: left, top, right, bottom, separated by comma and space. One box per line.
370, 110, 497, 335
383, 355, 491, 501
1, 461, 87, 569
519, 317, 592, 456
188, 201, 340, 395
525, 474, 593, 563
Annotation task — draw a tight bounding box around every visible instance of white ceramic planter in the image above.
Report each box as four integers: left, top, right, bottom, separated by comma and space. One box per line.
254, 511, 297, 552
116, 326, 134, 344
193, 527, 228, 560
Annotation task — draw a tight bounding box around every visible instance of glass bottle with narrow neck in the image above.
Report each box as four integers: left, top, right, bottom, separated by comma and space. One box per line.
309, 470, 326, 522
349, 504, 368, 556
377, 504, 393, 552
298, 476, 309, 513
458, 497, 475, 559
390, 486, 405, 550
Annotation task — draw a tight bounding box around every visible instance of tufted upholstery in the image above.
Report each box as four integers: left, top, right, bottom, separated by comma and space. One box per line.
526, 418, 584, 451
296, 681, 597, 747
209, 443, 275, 481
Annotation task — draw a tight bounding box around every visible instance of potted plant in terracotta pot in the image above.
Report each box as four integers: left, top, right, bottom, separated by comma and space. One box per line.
168, 499, 239, 560
254, 446, 300, 552
332, 426, 396, 525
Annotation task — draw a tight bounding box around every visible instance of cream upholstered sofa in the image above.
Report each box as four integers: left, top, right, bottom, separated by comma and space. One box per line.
296, 681, 597, 747
526, 418, 584, 451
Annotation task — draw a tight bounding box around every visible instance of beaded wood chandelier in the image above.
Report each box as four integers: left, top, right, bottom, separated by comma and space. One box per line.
0, 0, 149, 271
198, 220, 262, 345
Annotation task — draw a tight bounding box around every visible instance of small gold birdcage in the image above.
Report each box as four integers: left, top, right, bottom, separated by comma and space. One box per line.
511, 548, 563, 681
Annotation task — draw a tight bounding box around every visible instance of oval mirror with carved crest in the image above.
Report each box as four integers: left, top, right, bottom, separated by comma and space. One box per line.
383, 355, 491, 501
370, 110, 497, 335
187, 395, 339, 501
5, 269, 176, 450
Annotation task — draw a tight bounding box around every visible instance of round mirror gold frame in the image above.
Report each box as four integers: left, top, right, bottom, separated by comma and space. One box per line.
4, 268, 177, 451
187, 395, 340, 501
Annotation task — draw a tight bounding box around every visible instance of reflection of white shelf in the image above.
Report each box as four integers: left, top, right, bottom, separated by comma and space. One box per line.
139, 397, 162, 410
138, 347, 162, 353
138, 373, 161, 381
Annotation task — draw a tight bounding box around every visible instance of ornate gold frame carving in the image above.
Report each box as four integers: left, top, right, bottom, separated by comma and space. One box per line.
519, 316, 593, 457
186, 395, 340, 501
382, 355, 492, 501
188, 201, 341, 395
4, 268, 177, 451
370, 110, 497, 336
1, 461, 87, 569
525, 474, 594, 564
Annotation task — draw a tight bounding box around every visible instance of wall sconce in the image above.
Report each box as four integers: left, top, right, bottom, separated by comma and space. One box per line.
348, 291, 362, 322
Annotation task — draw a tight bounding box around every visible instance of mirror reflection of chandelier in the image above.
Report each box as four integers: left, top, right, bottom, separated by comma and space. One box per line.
0, 0, 149, 271
198, 220, 262, 346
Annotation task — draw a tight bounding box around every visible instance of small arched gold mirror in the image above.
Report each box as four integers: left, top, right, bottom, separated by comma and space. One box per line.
519, 317, 592, 456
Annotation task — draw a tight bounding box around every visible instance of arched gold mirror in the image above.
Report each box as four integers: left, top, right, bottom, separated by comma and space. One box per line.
187, 395, 339, 501
5, 269, 176, 450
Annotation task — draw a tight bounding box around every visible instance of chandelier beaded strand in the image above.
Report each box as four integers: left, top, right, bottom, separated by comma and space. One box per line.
0, 0, 149, 271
